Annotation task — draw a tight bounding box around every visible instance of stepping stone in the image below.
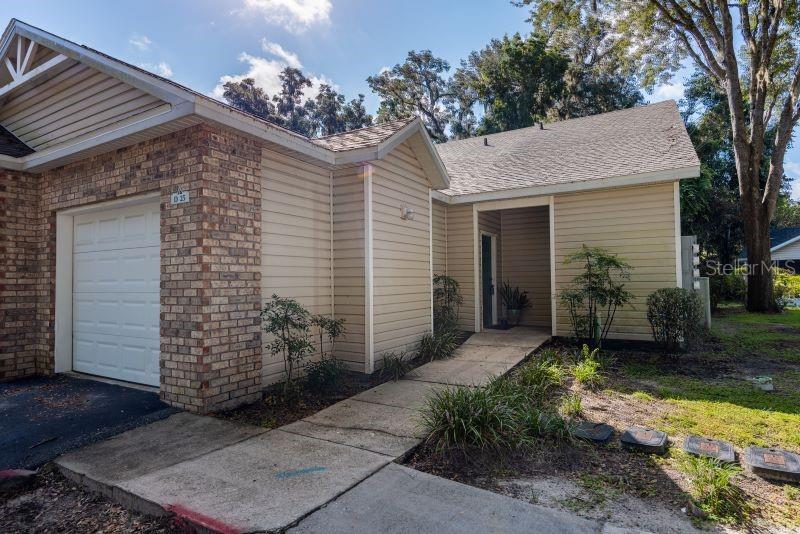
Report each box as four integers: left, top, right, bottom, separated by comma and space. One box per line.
744, 446, 800, 483
683, 435, 735, 463
573, 422, 614, 444
620, 427, 668, 454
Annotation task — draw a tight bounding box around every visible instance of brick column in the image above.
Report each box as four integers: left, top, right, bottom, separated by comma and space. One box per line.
160, 125, 263, 413
0, 170, 41, 379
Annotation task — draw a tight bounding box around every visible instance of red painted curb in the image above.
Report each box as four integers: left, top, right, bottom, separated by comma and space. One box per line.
164, 503, 242, 534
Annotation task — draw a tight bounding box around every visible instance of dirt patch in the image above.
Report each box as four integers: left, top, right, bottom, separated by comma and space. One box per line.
210, 370, 385, 428
0, 466, 181, 533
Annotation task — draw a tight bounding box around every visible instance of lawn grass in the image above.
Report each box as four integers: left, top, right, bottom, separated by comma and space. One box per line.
617, 309, 800, 450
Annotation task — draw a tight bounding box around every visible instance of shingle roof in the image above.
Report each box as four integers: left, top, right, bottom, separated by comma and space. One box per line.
310, 118, 416, 151
0, 124, 34, 157
435, 101, 700, 197
738, 226, 800, 260
769, 227, 800, 250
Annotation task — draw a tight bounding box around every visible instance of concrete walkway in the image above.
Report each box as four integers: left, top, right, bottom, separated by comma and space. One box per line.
56, 328, 552, 533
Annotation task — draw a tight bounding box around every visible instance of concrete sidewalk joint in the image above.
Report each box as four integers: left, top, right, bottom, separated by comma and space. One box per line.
56, 327, 550, 533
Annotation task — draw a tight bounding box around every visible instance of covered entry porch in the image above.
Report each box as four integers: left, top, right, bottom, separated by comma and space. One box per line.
473, 196, 554, 334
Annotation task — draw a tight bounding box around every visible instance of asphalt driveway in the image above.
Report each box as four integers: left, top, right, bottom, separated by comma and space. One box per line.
0, 375, 176, 470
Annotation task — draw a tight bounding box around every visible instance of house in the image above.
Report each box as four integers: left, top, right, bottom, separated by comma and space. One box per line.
739, 227, 800, 269
0, 20, 700, 414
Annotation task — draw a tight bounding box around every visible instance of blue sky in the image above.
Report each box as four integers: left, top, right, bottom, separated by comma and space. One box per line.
1, 0, 798, 198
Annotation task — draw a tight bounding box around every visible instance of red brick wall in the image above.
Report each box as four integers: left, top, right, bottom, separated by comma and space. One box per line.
1, 123, 263, 412
0, 170, 43, 379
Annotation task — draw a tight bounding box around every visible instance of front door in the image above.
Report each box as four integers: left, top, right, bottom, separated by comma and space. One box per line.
481, 234, 494, 328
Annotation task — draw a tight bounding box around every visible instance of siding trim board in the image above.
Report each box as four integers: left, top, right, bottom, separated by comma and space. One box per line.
364, 164, 375, 373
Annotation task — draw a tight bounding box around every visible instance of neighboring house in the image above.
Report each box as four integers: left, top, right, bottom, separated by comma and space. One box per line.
739, 227, 800, 269
0, 20, 700, 413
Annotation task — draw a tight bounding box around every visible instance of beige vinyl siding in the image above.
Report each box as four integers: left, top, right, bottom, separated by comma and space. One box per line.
553, 182, 679, 340
432, 200, 447, 275
332, 165, 366, 369
371, 142, 433, 358
773, 239, 800, 262
260, 149, 333, 384
0, 60, 168, 151
446, 204, 476, 331
478, 211, 501, 327
500, 206, 551, 327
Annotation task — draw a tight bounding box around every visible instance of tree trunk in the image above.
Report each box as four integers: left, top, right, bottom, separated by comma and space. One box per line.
742, 201, 776, 312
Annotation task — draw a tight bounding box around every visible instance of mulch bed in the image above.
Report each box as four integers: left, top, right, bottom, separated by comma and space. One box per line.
211, 332, 471, 429
0, 466, 182, 534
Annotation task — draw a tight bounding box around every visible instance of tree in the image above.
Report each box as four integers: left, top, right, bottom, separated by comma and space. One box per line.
312, 84, 345, 136
273, 67, 315, 136
341, 94, 373, 131
613, 0, 800, 311
367, 50, 454, 142
515, 0, 644, 119
680, 71, 746, 265
222, 77, 277, 122
457, 34, 569, 133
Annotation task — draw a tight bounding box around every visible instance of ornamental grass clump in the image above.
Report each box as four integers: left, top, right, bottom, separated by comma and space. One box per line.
420, 385, 527, 454
679, 455, 750, 525
571, 344, 605, 389
420, 363, 572, 455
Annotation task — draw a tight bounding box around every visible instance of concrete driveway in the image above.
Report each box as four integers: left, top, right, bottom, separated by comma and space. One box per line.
0, 375, 175, 470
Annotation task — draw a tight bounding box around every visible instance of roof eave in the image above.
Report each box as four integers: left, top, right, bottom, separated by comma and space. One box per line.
433, 164, 701, 205
772, 234, 800, 253
333, 119, 450, 189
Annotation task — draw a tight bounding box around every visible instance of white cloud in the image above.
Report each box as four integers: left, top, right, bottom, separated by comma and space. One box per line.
649, 82, 685, 103
140, 62, 173, 78
261, 39, 301, 68
240, 0, 332, 33
785, 161, 800, 200
129, 35, 152, 51
211, 44, 333, 102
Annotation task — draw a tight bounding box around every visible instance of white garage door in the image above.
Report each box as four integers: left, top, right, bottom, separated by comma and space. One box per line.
72, 201, 160, 386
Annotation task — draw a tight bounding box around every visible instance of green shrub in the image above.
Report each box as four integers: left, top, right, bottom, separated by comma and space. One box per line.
679, 455, 749, 524
380, 351, 412, 382
419, 330, 459, 361
646, 288, 703, 351
420, 385, 526, 453
305, 358, 347, 396
774, 267, 800, 309
709, 272, 746, 309
261, 294, 315, 396
560, 245, 633, 346
433, 274, 463, 332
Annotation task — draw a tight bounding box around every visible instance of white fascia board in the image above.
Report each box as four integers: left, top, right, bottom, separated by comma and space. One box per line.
443, 165, 701, 205
0, 155, 23, 170
194, 99, 335, 165
17, 102, 194, 172
772, 234, 800, 253
430, 190, 451, 203
11, 21, 189, 105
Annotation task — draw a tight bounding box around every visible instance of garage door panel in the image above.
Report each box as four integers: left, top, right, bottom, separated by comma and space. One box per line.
72, 332, 159, 386
73, 293, 158, 338
72, 200, 160, 386
74, 248, 159, 293
73, 204, 159, 253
